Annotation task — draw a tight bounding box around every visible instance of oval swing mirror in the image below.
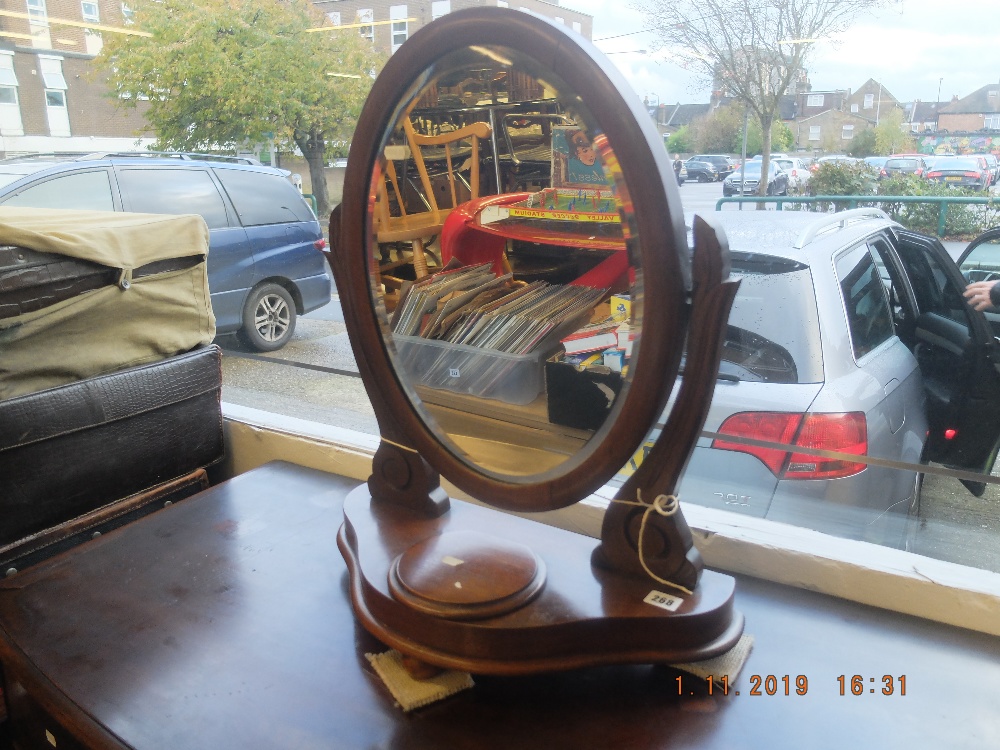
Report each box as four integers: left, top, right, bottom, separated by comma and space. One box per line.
334, 7, 690, 513
330, 7, 743, 676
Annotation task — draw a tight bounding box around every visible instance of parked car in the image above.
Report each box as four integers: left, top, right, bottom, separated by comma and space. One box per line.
974, 153, 1000, 184
688, 154, 735, 178
722, 161, 789, 196
653, 209, 1000, 548
973, 155, 995, 186
772, 157, 811, 191
684, 159, 719, 182
0, 153, 332, 351
924, 156, 991, 190
863, 156, 890, 170
879, 156, 928, 179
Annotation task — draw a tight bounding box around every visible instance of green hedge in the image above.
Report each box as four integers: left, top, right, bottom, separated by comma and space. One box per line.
799, 163, 1000, 238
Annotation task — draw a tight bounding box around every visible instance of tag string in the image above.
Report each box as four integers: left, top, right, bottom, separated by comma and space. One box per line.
608, 489, 693, 596
380, 436, 419, 454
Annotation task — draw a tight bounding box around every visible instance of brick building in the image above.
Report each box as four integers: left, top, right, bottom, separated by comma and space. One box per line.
938, 83, 1000, 133
845, 78, 903, 124
0, 0, 154, 156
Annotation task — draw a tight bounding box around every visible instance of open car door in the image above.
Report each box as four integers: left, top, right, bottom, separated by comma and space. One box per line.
958, 227, 1000, 338
892, 229, 1000, 489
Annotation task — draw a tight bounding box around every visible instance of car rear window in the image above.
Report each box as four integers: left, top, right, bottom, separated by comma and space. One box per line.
724, 255, 823, 383
215, 169, 315, 226
940, 158, 979, 171
886, 158, 918, 169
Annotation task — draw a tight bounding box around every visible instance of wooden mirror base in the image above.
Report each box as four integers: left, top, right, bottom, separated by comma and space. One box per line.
339, 487, 743, 676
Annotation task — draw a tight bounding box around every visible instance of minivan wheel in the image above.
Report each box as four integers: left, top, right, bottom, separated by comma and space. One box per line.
240, 283, 296, 352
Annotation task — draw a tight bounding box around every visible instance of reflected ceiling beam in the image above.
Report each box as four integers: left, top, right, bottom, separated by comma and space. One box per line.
0, 9, 152, 37
306, 18, 416, 33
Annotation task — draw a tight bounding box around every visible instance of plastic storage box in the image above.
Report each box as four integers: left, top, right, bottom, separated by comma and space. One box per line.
391, 335, 547, 405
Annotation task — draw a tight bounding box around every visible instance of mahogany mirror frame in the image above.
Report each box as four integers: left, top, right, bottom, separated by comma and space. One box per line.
333, 7, 691, 512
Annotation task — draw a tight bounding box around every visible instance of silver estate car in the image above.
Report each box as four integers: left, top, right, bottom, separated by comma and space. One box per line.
636, 209, 1000, 548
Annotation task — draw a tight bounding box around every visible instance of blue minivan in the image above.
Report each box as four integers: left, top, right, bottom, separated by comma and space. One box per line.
0, 153, 332, 351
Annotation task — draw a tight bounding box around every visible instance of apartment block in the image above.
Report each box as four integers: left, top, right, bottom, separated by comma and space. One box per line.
0, 0, 154, 156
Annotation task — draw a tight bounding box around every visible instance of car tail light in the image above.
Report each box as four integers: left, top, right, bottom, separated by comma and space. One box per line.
927, 171, 942, 179
880, 168, 888, 177
712, 411, 867, 479
965, 171, 982, 178
314, 238, 328, 251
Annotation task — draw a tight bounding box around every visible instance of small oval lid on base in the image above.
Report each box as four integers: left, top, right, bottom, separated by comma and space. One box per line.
389, 530, 546, 620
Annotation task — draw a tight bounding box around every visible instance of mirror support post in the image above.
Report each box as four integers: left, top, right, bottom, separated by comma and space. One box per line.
594, 217, 740, 590
327, 206, 450, 518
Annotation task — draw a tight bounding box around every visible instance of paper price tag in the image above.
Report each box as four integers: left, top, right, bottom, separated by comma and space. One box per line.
643, 590, 683, 612
448, 368, 461, 378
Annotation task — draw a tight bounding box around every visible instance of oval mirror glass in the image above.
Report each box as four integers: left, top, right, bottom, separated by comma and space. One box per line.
336, 9, 692, 511
370, 44, 645, 479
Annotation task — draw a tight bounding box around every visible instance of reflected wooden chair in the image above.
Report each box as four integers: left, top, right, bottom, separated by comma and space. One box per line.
376, 119, 492, 284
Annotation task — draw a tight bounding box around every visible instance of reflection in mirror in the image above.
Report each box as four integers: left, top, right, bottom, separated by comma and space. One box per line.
368, 45, 640, 479
961, 236, 1000, 288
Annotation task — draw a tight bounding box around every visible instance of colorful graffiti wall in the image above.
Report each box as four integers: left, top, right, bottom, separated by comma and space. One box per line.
917, 134, 1000, 155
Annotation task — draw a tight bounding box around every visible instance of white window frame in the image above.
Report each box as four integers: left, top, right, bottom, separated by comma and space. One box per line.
357, 8, 374, 41
81, 0, 99, 22
38, 55, 68, 90
497, 1, 508, 7
26, 0, 51, 48
0, 52, 23, 136
121, 2, 134, 24
910, 122, 920, 133
808, 125, 821, 141
863, 93, 874, 109
431, 1, 450, 20
26, 0, 47, 23
389, 5, 408, 53
851, 103, 859, 113
44, 87, 70, 137
0, 52, 18, 88
326, 11, 341, 26
842, 124, 854, 140
39, 55, 70, 135
572, 21, 581, 33
985, 114, 1000, 130
806, 94, 824, 107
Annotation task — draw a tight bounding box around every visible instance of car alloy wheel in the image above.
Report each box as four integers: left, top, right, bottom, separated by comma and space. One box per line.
240, 282, 297, 352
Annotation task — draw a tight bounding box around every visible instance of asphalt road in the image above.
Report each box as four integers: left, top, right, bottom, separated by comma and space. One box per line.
220, 179, 1000, 572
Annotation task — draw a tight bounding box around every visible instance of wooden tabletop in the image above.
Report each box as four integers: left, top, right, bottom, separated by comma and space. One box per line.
1, 461, 998, 749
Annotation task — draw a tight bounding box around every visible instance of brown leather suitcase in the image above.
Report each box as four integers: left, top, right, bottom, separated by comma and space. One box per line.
0, 244, 115, 320
0, 345, 224, 564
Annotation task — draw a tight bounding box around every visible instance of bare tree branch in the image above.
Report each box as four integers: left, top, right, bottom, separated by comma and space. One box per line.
639, 0, 888, 197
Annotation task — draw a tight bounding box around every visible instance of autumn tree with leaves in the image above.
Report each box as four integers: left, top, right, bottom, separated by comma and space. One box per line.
100, 0, 384, 218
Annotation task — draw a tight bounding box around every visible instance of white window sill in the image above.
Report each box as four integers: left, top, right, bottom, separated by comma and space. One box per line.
221, 401, 1000, 637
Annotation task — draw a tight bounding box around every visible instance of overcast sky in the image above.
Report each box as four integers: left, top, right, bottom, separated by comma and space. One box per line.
564, 0, 994, 108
